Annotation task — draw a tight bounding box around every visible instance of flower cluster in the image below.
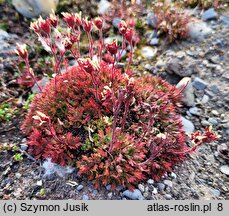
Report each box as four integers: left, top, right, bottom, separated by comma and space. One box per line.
18, 14, 218, 190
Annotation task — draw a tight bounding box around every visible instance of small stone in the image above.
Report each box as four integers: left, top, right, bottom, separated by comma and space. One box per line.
181, 116, 195, 134
210, 85, 220, 94
98, 0, 111, 15
201, 120, 210, 127
107, 192, 113, 199
189, 107, 202, 116
115, 185, 124, 192
176, 77, 195, 107
15, 173, 22, 179
152, 187, 158, 195
165, 194, 172, 200
12, 0, 58, 18
123, 189, 144, 200
170, 172, 177, 179
20, 144, 28, 151
146, 12, 158, 28
112, 17, 121, 28
143, 192, 149, 198
138, 184, 145, 193
141, 47, 157, 60
157, 183, 165, 192
208, 117, 218, 125
77, 185, 84, 191
211, 110, 219, 116
150, 38, 159, 46
106, 185, 111, 191
202, 8, 218, 21
163, 180, 173, 188
187, 22, 212, 41
37, 180, 42, 186
220, 165, 229, 175
82, 195, 89, 200
192, 77, 208, 90
210, 189, 220, 197
0, 29, 9, 40
221, 16, 229, 28
147, 179, 154, 185
201, 95, 209, 104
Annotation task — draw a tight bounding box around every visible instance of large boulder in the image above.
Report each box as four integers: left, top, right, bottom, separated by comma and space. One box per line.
12, 0, 59, 18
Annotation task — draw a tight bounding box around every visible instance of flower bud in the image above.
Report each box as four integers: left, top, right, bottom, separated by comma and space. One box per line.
124, 28, 134, 43
49, 14, 58, 28
62, 12, 75, 28
94, 17, 103, 30
106, 40, 119, 55
119, 20, 127, 34
38, 17, 51, 36
30, 21, 40, 33
82, 18, 93, 33
74, 13, 81, 26
15, 43, 28, 60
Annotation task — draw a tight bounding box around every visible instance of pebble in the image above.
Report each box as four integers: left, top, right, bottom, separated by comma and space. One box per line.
115, 185, 124, 192
112, 17, 121, 28
210, 85, 220, 94
98, 0, 111, 15
176, 77, 195, 107
189, 107, 202, 116
138, 184, 145, 193
202, 8, 218, 21
152, 187, 158, 195
192, 77, 208, 90
146, 12, 158, 28
123, 189, 144, 200
170, 172, 177, 179
37, 180, 42, 186
208, 117, 218, 125
12, 0, 58, 18
0, 29, 9, 40
77, 185, 84, 191
163, 180, 173, 188
20, 143, 28, 151
220, 165, 229, 175
147, 179, 154, 185
201, 120, 210, 127
181, 116, 195, 134
106, 185, 111, 191
150, 38, 159, 46
141, 47, 157, 60
221, 16, 229, 28
107, 192, 113, 199
82, 195, 89, 200
15, 173, 22, 179
187, 22, 212, 41
157, 183, 165, 192
165, 194, 172, 200
201, 95, 209, 104
210, 189, 221, 197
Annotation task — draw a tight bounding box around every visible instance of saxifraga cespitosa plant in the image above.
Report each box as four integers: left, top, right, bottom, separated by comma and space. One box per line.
16, 12, 219, 191
151, 2, 190, 43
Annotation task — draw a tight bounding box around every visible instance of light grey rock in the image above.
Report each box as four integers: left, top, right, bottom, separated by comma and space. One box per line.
15, 173, 22, 179
147, 179, 154, 185
32, 77, 49, 93
138, 184, 145, 193
150, 38, 159, 46
123, 189, 144, 200
37, 180, 42, 186
220, 165, 229, 175
192, 77, 208, 90
12, 0, 58, 18
141, 47, 157, 60
98, 0, 111, 15
20, 144, 28, 151
157, 183, 165, 192
116, 185, 124, 192
165, 194, 172, 200
170, 172, 177, 179
106, 185, 111, 191
208, 117, 218, 125
221, 16, 229, 28
107, 192, 113, 199
187, 22, 212, 41
201, 95, 209, 104
112, 17, 121, 28
77, 185, 84, 191
189, 107, 202, 116
82, 195, 89, 200
210, 189, 220, 197
163, 180, 173, 188
201, 120, 210, 127
0, 30, 9, 40
202, 8, 218, 21
181, 116, 195, 134
152, 187, 158, 195
176, 77, 195, 107
146, 12, 158, 28
165, 57, 197, 77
